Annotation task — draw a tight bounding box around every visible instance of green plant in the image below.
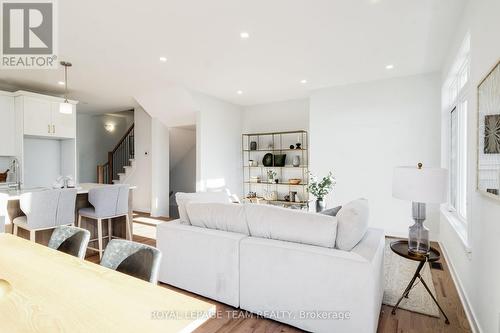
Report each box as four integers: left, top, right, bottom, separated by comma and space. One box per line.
267, 170, 277, 179
307, 172, 336, 199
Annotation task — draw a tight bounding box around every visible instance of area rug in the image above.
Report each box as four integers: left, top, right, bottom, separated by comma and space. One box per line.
383, 239, 440, 317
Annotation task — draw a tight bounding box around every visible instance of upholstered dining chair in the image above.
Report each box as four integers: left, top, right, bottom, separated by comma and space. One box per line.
78, 184, 130, 259
48, 225, 90, 259
100, 239, 162, 284
13, 188, 78, 242
0, 193, 8, 233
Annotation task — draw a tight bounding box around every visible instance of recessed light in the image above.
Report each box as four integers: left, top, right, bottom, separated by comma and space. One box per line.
237, 90, 243, 95
58, 81, 65, 85
240, 32, 250, 39
159, 57, 167, 62
300, 79, 308, 84
385, 64, 394, 69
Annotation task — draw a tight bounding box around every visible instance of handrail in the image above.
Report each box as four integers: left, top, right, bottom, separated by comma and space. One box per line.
96, 123, 135, 184
112, 124, 134, 154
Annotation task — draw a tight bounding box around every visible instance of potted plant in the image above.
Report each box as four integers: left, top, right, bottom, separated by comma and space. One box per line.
307, 172, 336, 212
267, 170, 277, 183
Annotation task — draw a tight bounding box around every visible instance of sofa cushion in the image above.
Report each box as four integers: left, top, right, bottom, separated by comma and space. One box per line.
186, 203, 250, 235
176, 192, 232, 224
335, 198, 369, 251
320, 205, 342, 217
245, 204, 337, 248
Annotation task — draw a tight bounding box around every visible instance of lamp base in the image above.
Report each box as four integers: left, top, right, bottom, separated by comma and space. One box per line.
408, 202, 430, 255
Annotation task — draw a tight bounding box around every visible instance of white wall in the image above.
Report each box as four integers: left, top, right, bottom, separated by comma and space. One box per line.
23, 138, 61, 187
194, 92, 243, 196
77, 111, 134, 182
126, 107, 152, 212
151, 118, 170, 217
440, 1, 500, 332
242, 99, 309, 133
310, 73, 441, 237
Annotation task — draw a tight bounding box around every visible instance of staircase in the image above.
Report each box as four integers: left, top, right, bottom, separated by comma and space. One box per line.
97, 124, 135, 184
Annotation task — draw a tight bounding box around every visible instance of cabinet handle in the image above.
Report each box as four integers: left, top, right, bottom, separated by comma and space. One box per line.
48, 125, 51, 134
52, 125, 55, 134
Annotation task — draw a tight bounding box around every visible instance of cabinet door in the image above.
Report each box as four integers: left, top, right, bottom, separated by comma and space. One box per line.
23, 97, 52, 136
0, 95, 15, 156
51, 102, 76, 139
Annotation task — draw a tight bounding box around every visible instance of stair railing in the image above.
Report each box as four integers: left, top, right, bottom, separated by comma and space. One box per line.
97, 123, 134, 184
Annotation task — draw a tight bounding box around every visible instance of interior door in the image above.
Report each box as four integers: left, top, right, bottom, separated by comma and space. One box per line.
51, 102, 76, 139
23, 97, 52, 137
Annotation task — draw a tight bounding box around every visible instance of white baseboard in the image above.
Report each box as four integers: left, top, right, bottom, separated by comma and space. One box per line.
439, 240, 482, 333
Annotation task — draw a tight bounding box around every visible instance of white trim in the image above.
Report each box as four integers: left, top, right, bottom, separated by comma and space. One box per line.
440, 206, 471, 253
439, 240, 482, 333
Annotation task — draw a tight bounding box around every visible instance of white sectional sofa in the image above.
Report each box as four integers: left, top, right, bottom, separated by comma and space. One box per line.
157, 193, 385, 333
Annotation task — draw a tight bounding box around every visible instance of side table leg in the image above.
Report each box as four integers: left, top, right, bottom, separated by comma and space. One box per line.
391, 260, 426, 315
418, 275, 450, 324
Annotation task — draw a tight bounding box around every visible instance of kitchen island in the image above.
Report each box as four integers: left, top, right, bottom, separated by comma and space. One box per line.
0, 183, 135, 256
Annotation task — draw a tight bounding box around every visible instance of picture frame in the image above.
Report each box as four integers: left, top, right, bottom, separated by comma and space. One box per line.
477, 60, 500, 200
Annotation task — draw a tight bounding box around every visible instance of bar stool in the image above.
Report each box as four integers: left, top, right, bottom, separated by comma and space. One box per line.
78, 185, 130, 259
13, 189, 78, 242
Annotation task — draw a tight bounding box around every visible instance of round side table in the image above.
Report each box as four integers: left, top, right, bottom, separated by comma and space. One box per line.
390, 240, 450, 324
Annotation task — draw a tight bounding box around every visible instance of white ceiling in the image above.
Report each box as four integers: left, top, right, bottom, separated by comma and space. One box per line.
0, 0, 466, 114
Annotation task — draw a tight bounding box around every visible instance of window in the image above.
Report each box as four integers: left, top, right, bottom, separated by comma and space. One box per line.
449, 102, 467, 220
443, 33, 470, 228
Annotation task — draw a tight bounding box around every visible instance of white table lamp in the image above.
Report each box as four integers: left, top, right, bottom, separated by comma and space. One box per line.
392, 163, 448, 254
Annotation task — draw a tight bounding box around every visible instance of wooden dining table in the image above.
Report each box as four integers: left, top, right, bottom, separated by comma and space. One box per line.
0, 233, 215, 333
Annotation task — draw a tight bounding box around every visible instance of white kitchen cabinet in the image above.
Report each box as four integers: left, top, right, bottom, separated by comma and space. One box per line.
22, 96, 76, 139
0, 94, 16, 156
23, 96, 52, 137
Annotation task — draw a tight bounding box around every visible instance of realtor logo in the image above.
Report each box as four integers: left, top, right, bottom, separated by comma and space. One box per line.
1, 0, 58, 68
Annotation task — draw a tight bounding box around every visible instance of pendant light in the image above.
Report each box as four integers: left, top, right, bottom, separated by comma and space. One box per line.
59, 61, 73, 114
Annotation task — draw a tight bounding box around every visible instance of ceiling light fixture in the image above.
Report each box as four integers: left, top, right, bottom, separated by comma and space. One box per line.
59, 61, 73, 114
159, 56, 167, 62
240, 32, 250, 39
57, 81, 65, 85
237, 90, 243, 95
300, 79, 308, 84
385, 64, 394, 69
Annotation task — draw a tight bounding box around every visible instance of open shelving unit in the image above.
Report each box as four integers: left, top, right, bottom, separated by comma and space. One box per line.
242, 130, 310, 209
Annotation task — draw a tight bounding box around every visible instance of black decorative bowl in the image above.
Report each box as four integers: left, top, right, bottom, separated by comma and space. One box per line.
274, 154, 286, 167
262, 153, 273, 167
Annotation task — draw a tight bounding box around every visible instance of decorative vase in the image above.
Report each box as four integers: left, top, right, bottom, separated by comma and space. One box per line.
273, 154, 286, 167
274, 179, 279, 184
262, 153, 273, 167
250, 141, 257, 150
295, 143, 302, 149
408, 220, 430, 254
292, 155, 300, 167
315, 198, 326, 212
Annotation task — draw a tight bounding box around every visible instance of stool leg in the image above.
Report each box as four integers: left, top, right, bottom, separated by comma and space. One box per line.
97, 219, 103, 260
108, 218, 112, 243
125, 214, 132, 241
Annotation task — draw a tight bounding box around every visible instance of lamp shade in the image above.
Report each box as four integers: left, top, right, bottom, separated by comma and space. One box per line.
392, 166, 448, 204
59, 102, 73, 114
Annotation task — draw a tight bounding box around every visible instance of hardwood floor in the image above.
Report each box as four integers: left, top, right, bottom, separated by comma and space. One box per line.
86, 213, 472, 333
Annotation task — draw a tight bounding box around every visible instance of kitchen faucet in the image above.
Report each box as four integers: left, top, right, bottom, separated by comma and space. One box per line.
8, 158, 21, 190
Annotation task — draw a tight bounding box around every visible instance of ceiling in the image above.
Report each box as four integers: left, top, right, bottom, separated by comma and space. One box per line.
0, 0, 466, 114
